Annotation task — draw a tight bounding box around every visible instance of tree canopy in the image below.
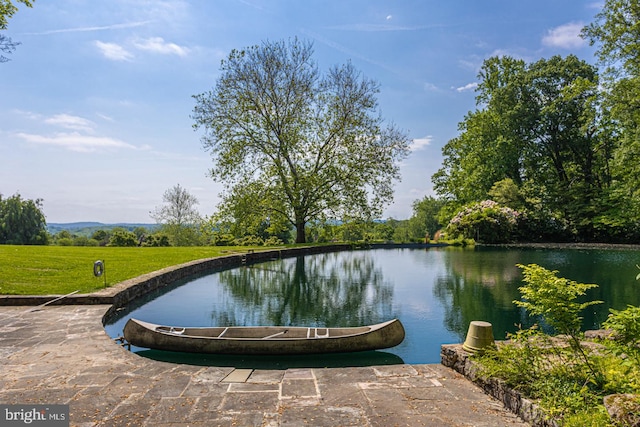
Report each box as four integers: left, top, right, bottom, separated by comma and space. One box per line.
583, 0, 640, 234
192, 38, 410, 243
0, 192, 48, 245
433, 54, 619, 241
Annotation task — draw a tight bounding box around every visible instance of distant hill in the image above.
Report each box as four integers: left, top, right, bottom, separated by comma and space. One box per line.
48, 222, 105, 229
47, 222, 159, 237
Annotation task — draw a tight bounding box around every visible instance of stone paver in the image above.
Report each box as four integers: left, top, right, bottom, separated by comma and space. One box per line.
0, 306, 530, 426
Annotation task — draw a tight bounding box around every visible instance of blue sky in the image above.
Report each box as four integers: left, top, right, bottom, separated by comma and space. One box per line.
1, 0, 600, 224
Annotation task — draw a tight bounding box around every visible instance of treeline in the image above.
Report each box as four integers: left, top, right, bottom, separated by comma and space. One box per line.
47, 220, 438, 247
51, 227, 166, 247
427, 2, 640, 244
0, 190, 441, 246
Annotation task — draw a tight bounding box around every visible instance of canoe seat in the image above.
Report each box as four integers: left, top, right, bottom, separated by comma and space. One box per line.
307, 328, 329, 338
315, 328, 329, 338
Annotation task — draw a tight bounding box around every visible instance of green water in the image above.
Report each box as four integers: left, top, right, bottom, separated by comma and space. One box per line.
105, 246, 640, 365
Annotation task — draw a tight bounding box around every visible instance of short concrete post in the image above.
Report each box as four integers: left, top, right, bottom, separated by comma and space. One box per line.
462, 321, 495, 353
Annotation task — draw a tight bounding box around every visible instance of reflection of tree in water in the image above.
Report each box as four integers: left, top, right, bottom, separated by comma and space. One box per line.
433, 249, 531, 341
211, 252, 397, 327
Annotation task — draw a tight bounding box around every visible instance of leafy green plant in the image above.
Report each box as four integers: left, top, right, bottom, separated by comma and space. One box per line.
234, 235, 264, 246
108, 229, 138, 247
515, 264, 603, 381
476, 326, 551, 393
476, 326, 613, 424
263, 236, 284, 246
142, 234, 170, 247
603, 305, 640, 365
472, 264, 636, 424
515, 264, 601, 336
446, 200, 520, 243
598, 352, 640, 395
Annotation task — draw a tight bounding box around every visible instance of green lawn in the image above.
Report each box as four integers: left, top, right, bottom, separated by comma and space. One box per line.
0, 245, 264, 295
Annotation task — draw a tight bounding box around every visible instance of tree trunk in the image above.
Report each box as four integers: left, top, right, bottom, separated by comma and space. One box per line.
295, 221, 306, 243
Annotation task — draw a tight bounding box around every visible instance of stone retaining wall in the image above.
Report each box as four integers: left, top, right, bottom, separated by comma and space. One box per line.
2, 243, 452, 310
441, 344, 556, 427
0, 244, 351, 310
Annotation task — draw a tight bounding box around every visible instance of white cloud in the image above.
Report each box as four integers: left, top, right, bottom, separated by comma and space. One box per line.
12, 111, 147, 153
44, 114, 96, 132
410, 136, 432, 151
16, 132, 138, 153
133, 37, 189, 56
456, 82, 478, 92
386, 15, 393, 20
95, 41, 134, 61
542, 22, 587, 49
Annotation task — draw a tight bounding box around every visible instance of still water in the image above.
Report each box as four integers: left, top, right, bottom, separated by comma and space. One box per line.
105, 247, 640, 366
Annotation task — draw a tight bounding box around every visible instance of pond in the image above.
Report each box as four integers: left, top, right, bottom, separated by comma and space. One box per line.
104, 246, 640, 367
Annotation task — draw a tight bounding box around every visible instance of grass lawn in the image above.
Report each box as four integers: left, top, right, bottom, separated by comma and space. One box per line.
0, 245, 266, 295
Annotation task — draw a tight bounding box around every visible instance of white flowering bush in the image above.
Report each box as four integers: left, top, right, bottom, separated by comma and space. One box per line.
446, 200, 521, 243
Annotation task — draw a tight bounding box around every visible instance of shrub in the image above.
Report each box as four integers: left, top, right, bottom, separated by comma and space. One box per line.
234, 235, 264, 246
603, 305, 640, 365
515, 264, 601, 337
91, 230, 109, 245
212, 232, 235, 246
56, 237, 73, 246
263, 236, 284, 246
72, 236, 99, 246
143, 234, 170, 247
108, 229, 138, 247
446, 200, 520, 243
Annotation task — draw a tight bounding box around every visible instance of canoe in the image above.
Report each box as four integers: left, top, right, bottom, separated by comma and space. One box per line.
123, 318, 405, 355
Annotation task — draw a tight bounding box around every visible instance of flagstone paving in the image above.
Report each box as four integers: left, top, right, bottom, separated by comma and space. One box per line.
0, 305, 529, 426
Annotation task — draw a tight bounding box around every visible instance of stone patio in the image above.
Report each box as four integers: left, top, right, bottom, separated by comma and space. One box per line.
0, 305, 529, 426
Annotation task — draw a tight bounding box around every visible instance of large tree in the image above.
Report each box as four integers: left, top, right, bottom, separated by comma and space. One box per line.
0, 192, 48, 245
583, 0, 640, 231
192, 38, 410, 243
434, 55, 614, 240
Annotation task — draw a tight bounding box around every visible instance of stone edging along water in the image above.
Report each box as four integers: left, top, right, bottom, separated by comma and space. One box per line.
441, 344, 556, 427
13, 241, 629, 309
0, 243, 454, 309
0, 244, 360, 310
